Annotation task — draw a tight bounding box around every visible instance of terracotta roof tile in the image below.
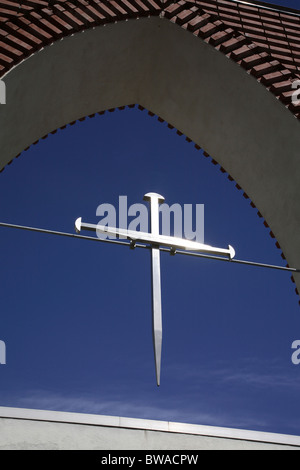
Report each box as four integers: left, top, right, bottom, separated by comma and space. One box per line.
231, 43, 259, 60
176, 7, 198, 25
198, 19, 222, 38
185, 13, 210, 31
261, 69, 292, 85
220, 35, 249, 54
251, 59, 282, 77
270, 79, 294, 94
208, 27, 234, 46
240, 51, 269, 69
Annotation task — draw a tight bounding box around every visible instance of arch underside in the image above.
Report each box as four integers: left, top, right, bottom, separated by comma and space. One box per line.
0, 12, 300, 300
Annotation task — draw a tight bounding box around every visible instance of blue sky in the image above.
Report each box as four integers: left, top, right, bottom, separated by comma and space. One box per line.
0, 0, 300, 438
264, 0, 299, 7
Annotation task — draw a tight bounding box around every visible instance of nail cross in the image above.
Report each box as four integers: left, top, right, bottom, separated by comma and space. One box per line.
75, 192, 235, 385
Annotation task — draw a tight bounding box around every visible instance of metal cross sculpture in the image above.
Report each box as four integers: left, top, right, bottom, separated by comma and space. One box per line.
74, 192, 235, 386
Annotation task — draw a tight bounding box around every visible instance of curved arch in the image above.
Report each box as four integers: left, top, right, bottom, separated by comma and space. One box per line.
0, 9, 300, 299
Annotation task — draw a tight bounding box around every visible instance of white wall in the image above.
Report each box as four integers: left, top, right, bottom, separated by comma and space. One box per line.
0, 406, 299, 450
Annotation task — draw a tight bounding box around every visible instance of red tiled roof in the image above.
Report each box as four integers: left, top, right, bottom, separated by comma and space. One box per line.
190, 0, 300, 75
1, 0, 300, 118
163, 0, 300, 117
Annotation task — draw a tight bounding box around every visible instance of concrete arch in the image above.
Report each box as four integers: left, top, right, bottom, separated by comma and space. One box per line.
0, 13, 300, 298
